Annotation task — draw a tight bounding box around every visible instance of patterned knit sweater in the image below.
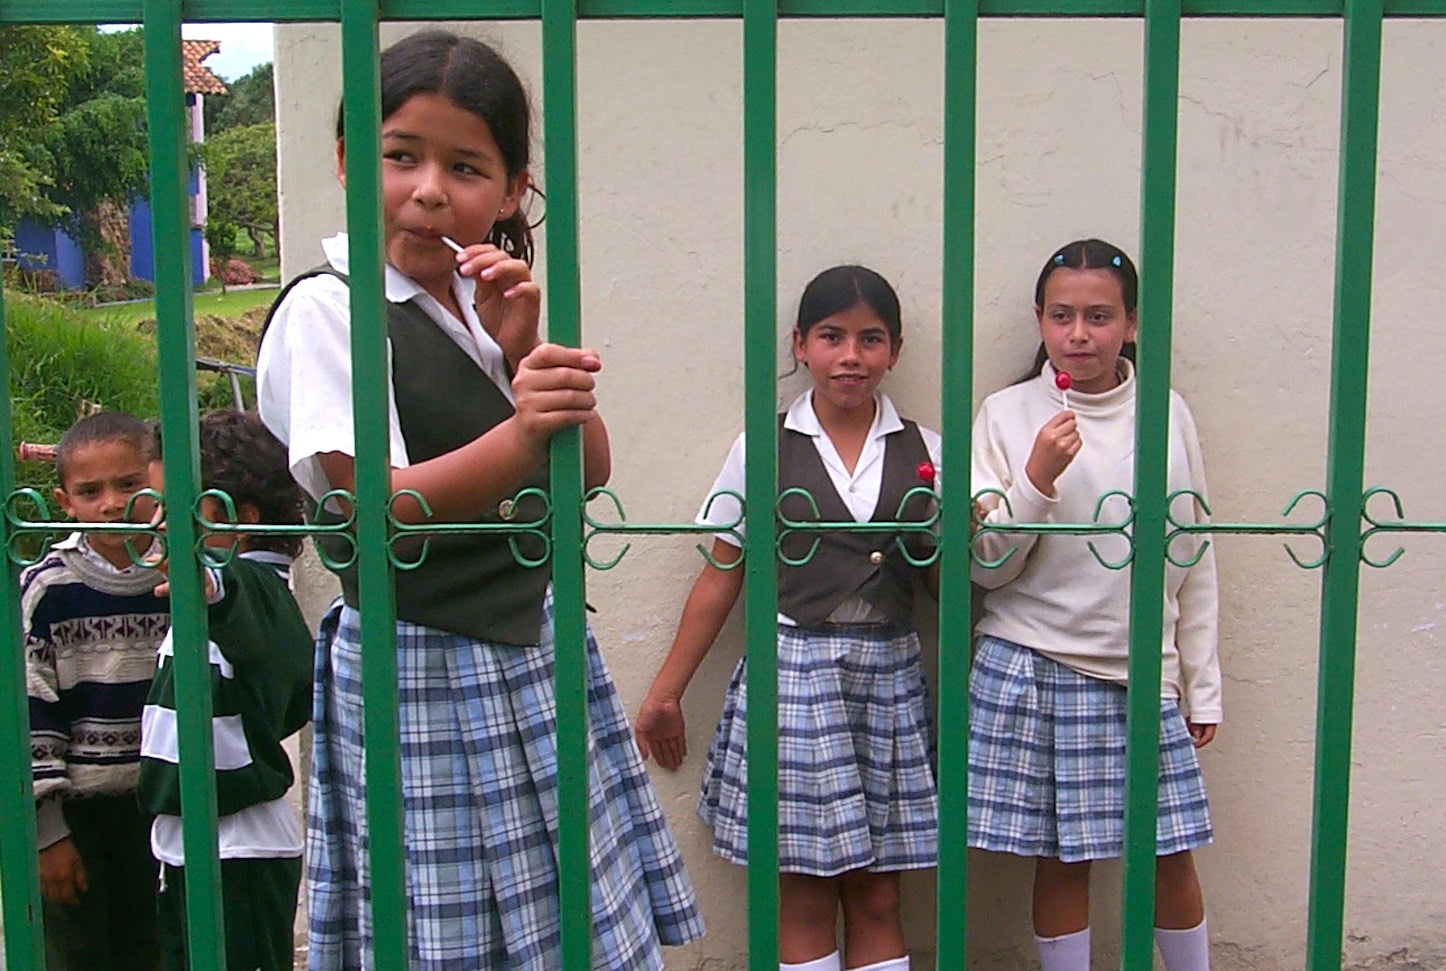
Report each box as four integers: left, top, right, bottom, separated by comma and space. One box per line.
23, 533, 168, 849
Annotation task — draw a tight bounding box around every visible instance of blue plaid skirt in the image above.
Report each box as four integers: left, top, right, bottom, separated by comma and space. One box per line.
967, 636, 1213, 863
306, 592, 704, 971
698, 623, 938, 877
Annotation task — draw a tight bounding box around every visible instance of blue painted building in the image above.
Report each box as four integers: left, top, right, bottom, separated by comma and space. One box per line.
10, 41, 225, 291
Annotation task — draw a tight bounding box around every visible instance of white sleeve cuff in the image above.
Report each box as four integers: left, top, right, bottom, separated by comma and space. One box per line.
36, 796, 70, 850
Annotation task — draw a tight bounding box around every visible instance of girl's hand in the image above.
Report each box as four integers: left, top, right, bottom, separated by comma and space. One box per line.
457, 244, 541, 371
1024, 410, 1081, 498
635, 692, 687, 770
38, 837, 87, 907
511, 343, 602, 450
1188, 722, 1217, 748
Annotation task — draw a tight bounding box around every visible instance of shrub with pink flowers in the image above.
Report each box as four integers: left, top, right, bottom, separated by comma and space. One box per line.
210, 257, 262, 286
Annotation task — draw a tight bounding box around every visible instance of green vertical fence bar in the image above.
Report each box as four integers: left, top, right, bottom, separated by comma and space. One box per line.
1305, 0, 1382, 967
540, 0, 593, 967
742, 0, 780, 968
935, 0, 978, 968
144, 4, 227, 970
338, 4, 408, 969
0, 280, 45, 971
1120, 0, 1181, 967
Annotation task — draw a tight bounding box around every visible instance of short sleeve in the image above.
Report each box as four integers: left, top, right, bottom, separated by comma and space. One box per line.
695, 434, 747, 547
256, 275, 411, 501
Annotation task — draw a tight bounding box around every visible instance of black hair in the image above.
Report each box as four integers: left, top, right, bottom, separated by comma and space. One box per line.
1020, 238, 1138, 382
785, 265, 903, 377
797, 264, 902, 339
336, 29, 538, 264
55, 411, 154, 487
196, 410, 304, 557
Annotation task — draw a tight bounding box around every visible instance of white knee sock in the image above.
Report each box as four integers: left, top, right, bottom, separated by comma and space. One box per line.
781, 952, 842, 971
848, 957, 910, 971
1035, 926, 1091, 971
1155, 918, 1210, 971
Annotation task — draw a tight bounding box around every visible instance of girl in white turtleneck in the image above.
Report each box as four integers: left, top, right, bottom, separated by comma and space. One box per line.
969, 239, 1220, 971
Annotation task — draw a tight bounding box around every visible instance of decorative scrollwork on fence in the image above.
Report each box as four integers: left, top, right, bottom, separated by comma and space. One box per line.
386, 487, 554, 570
969, 487, 1137, 571
775, 486, 942, 568
581, 488, 744, 571
5, 487, 168, 568
1162, 488, 1330, 570
1357, 486, 1446, 569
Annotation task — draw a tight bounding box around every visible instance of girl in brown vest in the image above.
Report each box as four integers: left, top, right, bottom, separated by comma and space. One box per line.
256, 29, 702, 971
636, 266, 941, 971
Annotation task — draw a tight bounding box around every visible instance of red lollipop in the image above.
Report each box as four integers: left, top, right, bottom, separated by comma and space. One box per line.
917, 461, 936, 487
1055, 370, 1072, 408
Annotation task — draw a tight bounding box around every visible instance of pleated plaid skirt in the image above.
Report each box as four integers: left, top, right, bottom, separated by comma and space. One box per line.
306, 592, 705, 971
698, 623, 938, 877
967, 636, 1213, 863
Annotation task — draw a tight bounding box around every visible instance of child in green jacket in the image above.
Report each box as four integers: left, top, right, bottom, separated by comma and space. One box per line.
137, 410, 312, 971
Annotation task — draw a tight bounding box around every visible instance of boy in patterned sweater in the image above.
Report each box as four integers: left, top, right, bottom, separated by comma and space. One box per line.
137, 410, 312, 971
23, 411, 168, 971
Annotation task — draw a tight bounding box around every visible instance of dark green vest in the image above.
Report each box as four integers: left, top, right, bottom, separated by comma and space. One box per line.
261, 268, 551, 646
776, 415, 934, 628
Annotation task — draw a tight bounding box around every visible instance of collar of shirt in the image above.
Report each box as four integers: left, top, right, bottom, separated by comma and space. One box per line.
53, 531, 160, 576
322, 233, 513, 400
782, 389, 903, 483
1041, 357, 1136, 417
239, 548, 294, 583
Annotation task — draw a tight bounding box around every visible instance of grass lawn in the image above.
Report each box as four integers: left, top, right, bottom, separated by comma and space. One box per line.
79, 286, 280, 326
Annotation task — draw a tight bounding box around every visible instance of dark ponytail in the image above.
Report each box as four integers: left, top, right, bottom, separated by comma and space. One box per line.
486, 188, 541, 266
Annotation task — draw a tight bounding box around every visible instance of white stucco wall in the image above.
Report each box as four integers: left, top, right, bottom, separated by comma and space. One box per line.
275, 18, 1446, 970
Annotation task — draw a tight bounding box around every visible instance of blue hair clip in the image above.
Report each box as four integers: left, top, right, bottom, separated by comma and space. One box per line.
1053, 254, 1066, 266
1111, 255, 1122, 267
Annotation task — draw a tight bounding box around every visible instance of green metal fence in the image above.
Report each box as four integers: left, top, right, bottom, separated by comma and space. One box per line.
2, 3, 1443, 971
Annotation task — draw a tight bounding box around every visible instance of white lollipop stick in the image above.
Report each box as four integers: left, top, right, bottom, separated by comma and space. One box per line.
439, 235, 464, 253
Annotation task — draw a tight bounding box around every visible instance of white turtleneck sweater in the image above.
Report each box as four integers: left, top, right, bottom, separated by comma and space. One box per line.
970, 359, 1222, 724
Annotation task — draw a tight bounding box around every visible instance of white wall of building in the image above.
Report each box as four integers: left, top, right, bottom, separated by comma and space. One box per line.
275, 18, 1446, 969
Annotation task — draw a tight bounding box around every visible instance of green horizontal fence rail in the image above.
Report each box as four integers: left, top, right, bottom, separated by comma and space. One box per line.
0, 2, 1439, 971
4, 0, 1446, 21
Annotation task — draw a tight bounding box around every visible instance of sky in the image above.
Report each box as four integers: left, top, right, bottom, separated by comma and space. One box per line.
182, 22, 274, 81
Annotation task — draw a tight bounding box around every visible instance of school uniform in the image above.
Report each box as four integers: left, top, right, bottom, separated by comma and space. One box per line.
695, 389, 942, 876
257, 233, 703, 971
139, 551, 313, 971
968, 360, 1219, 862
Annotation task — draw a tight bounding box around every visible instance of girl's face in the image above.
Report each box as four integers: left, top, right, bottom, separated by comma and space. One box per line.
1035, 267, 1137, 394
336, 92, 528, 304
792, 303, 901, 416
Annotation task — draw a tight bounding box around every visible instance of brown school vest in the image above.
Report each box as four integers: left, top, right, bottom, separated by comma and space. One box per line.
260, 267, 551, 646
776, 414, 935, 628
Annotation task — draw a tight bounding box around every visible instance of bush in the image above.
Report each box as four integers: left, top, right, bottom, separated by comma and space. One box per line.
5, 294, 244, 498
6, 293, 160, 499
210, 257, 261, 286
3, 264, 61, 295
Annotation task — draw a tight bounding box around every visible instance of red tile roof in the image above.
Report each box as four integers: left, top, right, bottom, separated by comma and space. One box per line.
182, 39, 228, 95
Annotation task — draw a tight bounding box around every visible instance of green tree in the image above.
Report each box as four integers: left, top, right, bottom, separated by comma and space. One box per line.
0, 25, 89, 226
35, 28, 150, 257
204, 62, 274, 134
203, 122, 277, 260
